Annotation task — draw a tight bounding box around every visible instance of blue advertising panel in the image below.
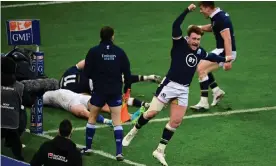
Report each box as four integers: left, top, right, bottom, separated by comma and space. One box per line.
6, 19, 41, 45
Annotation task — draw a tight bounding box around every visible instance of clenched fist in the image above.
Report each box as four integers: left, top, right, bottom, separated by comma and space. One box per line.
188, 4, 196, 11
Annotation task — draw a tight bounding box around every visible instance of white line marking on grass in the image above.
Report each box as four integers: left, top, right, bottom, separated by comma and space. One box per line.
44, 123, 118, 134
25, 129, 146, 166
1, 1, 81, 8
43, 106, 276, 134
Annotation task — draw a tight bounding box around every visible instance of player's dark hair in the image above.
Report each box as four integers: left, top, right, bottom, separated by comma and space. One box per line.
187, 26, 204, 36
59, 119, 72, 137
100, 26, 114, 41
198, 1, 215, 9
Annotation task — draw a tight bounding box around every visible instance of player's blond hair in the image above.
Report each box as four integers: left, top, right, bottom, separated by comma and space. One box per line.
187, 26, 204, 36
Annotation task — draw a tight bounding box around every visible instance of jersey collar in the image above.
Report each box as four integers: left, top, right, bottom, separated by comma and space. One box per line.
100, 40, 113, 45
209, 8, 221, 18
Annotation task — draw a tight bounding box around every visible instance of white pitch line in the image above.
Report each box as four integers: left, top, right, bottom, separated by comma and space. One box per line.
43, 106, 276, 134
25, 129, 146, 166
43, 123, 120, 134
1, 1, 82, 8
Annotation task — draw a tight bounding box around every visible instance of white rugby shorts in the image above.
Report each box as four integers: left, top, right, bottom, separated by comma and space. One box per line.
211, 48, 237, 67
155, 77, 189, 107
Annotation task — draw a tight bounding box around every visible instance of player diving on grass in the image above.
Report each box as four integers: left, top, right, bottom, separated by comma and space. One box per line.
43, 89, 113, 125
122, 4, 233, 166
43, 87, 149, 122
190, 1, 237, 111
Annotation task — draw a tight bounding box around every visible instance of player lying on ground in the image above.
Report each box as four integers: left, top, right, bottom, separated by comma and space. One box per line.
59, 59, 156, 108
43, 89, 112, 125
190, 1, 237, 111
122, 4, 233, 166
43, 89, 144, 122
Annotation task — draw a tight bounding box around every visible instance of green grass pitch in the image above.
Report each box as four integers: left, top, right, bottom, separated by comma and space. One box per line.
1, 1, 276, 166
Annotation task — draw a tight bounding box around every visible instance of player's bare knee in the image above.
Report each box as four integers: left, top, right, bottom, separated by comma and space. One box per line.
88, 114, 97, 120
196, 63, 207, 76
110, 107, 121, 116
110, 106, 122, 126
169, 118, 183, 128
88, 111, 98, 123
144, 110, 158, 119
197, 69, 207, 79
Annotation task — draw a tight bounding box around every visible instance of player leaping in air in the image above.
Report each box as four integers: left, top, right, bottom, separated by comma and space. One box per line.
190, 1, 237, 111
122, 4, 233, 166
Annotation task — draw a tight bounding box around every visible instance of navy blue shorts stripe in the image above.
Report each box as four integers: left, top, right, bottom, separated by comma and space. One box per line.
155, 78, 170, 97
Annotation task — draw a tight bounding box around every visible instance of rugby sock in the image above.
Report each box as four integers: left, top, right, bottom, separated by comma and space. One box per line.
199, 75, 209, 98
143, 75, 156, 81
96, 115, 105, 123
143, 75, 149, 81
114, 126, 123, 155
85, 123, 96, 149
158, 123, 176, 152
127, 97, 134, 106
208, 73, 219, 93
135, 113, 149, 129
130, 75, 152, 83
127, 97, 148, 108
133, 98, 143, 107
140, 75, 145, 81
130, 75, 140, 83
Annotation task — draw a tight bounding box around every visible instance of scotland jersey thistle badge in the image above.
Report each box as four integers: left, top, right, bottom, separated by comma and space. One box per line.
197, 48, 201, 55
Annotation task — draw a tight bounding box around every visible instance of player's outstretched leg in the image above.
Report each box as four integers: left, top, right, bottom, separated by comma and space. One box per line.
145, 74, 162, 83
127, 97, 150, 108
191, 61, 219, 111
122, 112, 151, 146
96, 114, 113, 126
208, 73, 225, 106
153, 103, 186, 166
130, 74, 162, 84
122, 96, 163, 146
152, 123, 175, 166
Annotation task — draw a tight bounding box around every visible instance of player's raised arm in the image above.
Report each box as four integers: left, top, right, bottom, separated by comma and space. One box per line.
202, 49, 232, 63
200, 24, 212, 32
172, 4, 196, 40
188, 24, 212, 32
